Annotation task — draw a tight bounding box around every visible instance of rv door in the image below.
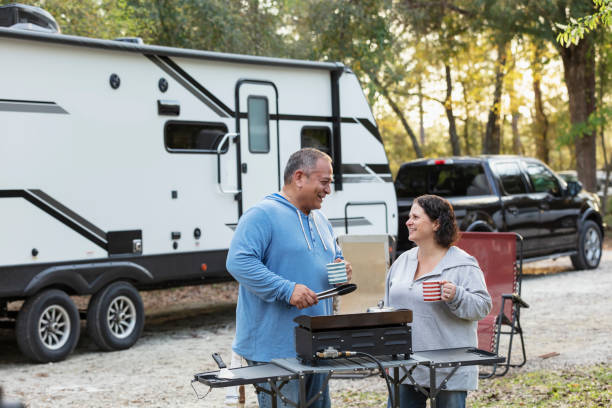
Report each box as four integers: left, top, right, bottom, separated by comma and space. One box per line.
235, 81, 279, 215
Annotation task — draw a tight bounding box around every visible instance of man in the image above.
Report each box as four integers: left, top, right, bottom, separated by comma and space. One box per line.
226, 148, 351, 408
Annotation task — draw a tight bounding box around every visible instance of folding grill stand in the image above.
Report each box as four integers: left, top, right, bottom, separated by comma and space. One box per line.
194, 347, 504, 408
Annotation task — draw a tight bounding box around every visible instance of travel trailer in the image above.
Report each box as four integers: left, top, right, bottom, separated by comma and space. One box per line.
0, 4, 397, 362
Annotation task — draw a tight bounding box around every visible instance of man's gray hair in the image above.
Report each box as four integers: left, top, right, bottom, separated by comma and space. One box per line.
283, 148, 332, 185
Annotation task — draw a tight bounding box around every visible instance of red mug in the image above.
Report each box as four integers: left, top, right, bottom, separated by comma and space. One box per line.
422, 281, 442, 302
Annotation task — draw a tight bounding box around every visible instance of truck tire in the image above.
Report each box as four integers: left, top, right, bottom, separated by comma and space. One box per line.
87, 281, 144, 351
570, 220, 602, 270
15, 289, 80, 363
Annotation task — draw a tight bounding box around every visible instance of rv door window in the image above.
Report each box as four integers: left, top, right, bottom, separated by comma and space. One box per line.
164, 122, 229, 153
301, 127, 331, 156
247, 96, 270, 153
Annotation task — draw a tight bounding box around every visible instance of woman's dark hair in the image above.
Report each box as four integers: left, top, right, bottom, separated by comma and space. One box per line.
413, 194, 458, 248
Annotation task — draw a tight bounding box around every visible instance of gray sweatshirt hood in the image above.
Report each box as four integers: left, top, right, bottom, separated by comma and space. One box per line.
265, 193, 328, 251
404, 246, 480, 280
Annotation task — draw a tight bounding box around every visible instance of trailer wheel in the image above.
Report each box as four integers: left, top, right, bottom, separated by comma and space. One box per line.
87, 281, 144, 351
16, 289, 80, 363
570, 220, 602, 270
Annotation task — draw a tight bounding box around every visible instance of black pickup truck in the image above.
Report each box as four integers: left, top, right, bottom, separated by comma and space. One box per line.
395, 156, 604, 269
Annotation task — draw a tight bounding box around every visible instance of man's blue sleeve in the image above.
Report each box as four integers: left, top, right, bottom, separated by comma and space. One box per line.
226, 207, 295, 304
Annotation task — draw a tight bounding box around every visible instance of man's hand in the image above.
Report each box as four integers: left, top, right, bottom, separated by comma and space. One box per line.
290, 284, 318, 309
334, 258, 352, 283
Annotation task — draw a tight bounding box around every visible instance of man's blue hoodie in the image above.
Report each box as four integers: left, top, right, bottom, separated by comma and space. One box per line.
226, 193, 342, 362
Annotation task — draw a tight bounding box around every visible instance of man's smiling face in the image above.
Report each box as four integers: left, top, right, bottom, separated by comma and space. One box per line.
298, 158, 333, 213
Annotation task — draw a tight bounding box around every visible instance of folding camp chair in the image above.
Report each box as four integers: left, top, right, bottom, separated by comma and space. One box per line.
456, 232, 529, 377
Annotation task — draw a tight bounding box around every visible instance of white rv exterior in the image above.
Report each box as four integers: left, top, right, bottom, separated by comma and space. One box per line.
0, 20, 397, 362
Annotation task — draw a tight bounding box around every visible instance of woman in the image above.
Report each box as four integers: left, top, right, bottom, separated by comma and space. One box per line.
385, 195, 491, 408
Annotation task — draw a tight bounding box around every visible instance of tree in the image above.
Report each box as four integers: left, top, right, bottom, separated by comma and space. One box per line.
558, 0, 612, 46
530, 40, 551, 162
289, 0, 425, 157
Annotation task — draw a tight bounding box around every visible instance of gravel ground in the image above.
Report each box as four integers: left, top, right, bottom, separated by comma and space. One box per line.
1, 251, 610, 407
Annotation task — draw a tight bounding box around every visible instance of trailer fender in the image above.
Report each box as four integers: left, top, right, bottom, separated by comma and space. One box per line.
24, 262, 153, 296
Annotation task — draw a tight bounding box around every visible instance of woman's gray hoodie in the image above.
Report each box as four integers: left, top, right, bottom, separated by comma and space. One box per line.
384, 246, 492, 390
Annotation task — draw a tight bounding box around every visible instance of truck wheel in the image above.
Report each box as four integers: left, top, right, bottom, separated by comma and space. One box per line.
16, 289, 80, 363
570, 220, 602, 270
87, 281, 144, 351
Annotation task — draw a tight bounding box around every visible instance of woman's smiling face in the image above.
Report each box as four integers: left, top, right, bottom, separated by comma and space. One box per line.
406, 201, 438, 245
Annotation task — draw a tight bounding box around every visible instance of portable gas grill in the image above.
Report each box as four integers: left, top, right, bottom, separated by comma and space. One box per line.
294, 310, 412, 365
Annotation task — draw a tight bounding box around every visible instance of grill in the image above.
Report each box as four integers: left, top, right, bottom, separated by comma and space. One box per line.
294, 310, 413, 365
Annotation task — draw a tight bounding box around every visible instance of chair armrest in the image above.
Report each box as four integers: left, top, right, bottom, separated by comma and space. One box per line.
502, 293, 529, 308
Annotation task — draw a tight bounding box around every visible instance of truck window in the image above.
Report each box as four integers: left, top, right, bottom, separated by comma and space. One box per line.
164, 121, 229, 153
493, 162, 528, 194
395, 163, 489, 198
247, 96, 270, 153
301, 127, 331, 156
525, 162, 560, 195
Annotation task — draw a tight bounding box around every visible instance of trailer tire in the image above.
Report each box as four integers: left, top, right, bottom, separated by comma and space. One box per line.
87, 281, 144, 351
16, 289, 80, 363
570, 220, 602, 270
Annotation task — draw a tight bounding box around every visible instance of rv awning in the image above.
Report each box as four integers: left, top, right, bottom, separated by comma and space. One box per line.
0, 27, 345, 71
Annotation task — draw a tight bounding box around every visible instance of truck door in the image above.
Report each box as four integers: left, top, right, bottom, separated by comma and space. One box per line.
492, 161, 542, 256
523, 160, 579, 251
236, 81, 279, 215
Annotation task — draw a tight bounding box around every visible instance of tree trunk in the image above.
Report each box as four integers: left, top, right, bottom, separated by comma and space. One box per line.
533, 77, 549, 163
368, 73, 423, 158
483, 41, 507, 154
531, 42, 550, 163
511, 112, 522, 155
444, 65, 461, 156
597, 42, 609, 215
461, 82, 471, 156
418, 80, 426, 145
559, 37, 597, 192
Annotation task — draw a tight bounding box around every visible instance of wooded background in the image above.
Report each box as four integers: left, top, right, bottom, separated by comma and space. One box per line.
8, 0, 612, 192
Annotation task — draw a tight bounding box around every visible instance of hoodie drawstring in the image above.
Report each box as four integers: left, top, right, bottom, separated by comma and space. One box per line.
296, 210, 328, 251
297, 209, 312, 251
312, 213, 328, 251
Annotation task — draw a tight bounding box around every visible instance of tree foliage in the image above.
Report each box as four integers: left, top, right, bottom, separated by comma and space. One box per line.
557, 0, 612, 46
3, 0, 610, 183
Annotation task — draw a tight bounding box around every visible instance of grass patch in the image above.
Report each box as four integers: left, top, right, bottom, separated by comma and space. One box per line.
471, 364, 611, 407
333, 364, 611, 407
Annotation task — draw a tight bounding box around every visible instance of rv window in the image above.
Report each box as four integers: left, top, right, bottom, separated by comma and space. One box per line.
164, 122, 229, 153
247, 96, 270, 153
301, 127, 331, 156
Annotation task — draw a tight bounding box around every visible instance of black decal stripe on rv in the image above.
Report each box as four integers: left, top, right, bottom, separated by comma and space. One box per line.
146, 55, 229, 118
237, 112, 359, 123
273, 114, 357, 123
160, 56, 235, 116
366, 163, 392, 175
0, 189, 107, 250
358, 118, 383, 144
28, 189, 107, 240
0, 98, 68, 114
342, 164, 370, 174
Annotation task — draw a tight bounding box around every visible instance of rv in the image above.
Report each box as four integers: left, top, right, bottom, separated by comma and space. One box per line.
0, 4, 397, 362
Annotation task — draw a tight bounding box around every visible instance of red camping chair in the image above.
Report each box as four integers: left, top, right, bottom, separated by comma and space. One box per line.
456, 232, 529, 377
